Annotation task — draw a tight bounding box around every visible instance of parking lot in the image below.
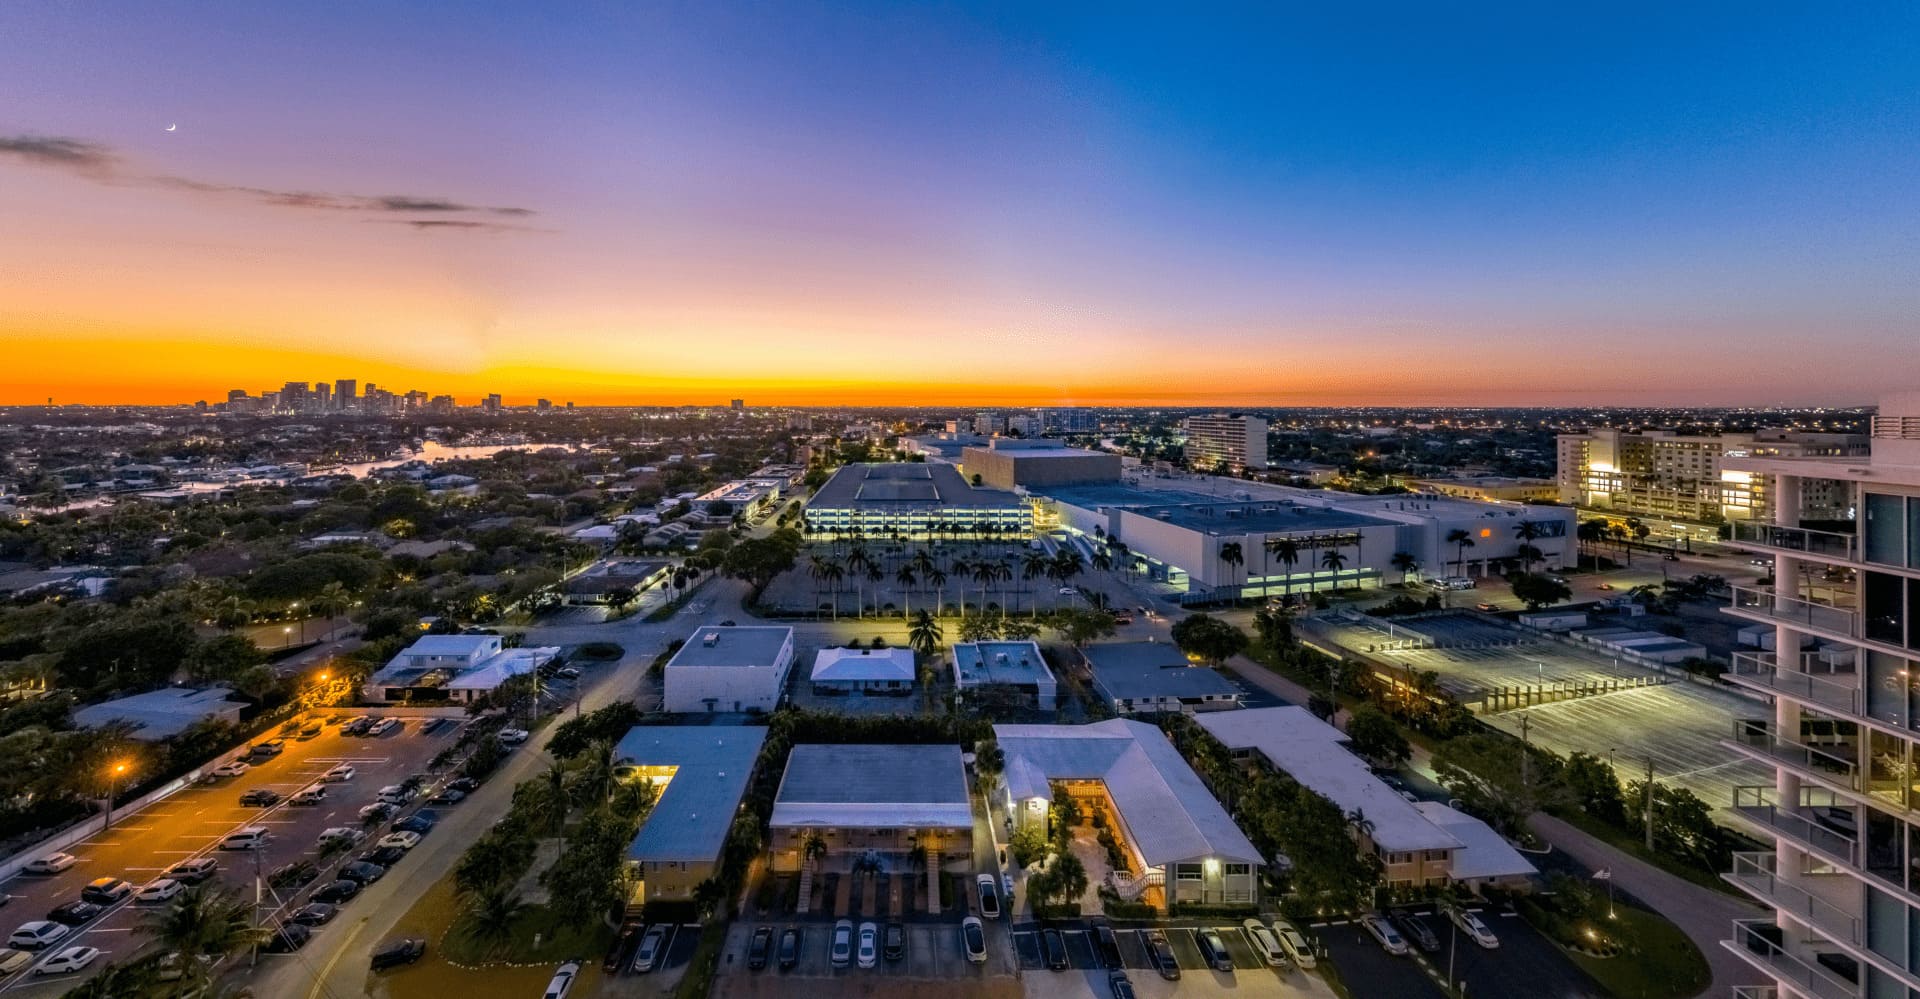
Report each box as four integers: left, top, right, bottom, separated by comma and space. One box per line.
0, 710, 474, 996
1312, 907, 1606, 999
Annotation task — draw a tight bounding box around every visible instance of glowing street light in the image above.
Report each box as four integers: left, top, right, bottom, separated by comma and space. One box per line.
105, 761, 131, 830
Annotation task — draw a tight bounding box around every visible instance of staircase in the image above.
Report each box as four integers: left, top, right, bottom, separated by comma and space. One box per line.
1104, 868, 1158, 902
797, 865, 815, 914
925, 852, 942, 914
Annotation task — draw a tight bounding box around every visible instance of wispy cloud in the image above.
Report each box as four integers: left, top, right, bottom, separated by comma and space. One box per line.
0, 133, 537, 229
375, 218, 549, 234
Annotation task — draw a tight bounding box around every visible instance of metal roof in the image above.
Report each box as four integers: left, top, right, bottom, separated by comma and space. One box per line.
770, 744, 973, 829
809, 648, 916, 684
616, 726, 767, 864
1081, 642, 1241, 703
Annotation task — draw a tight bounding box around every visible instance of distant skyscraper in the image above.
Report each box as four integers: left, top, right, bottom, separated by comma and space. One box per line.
313, 382, 331, 411
1183, 414, 1268, 472
1556, 427, 1866, 525
334, 379, 357, 409
974, 410, 1004, 434
537, 398, 553, 412
482, 393, 503, 412
731, 398, 744, 411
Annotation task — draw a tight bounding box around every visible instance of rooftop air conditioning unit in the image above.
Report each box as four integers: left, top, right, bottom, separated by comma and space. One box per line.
702, 632, 720, 646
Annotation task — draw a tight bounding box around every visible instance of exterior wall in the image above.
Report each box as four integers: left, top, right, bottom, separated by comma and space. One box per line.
961, 447, 1123, 491
1100, 691, 1241, 715
1183, 415, 1268, 471
802, 503, 1033, 540
636, 858, 717, 904
1165, 859, 1260, 906
664, 644, 794, 713
1372, 843, 1455, 888
768, 824, 972, 873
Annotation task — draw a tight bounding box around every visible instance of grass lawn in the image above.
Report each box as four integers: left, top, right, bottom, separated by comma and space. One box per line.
1554, 904, 1710, 999
383, 868, 614, 999
1550, 807, 1747, 898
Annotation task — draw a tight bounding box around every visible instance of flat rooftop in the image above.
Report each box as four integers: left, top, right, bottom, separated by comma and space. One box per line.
1138, 502, 1394, 535
1197, 707, 1462, 853
809, 462, 1024, 509
667, 625, 793, 669
1082, 642, 1241, 702
617, 725, 767, 863
74, 687, 248, 740
953, 640, 1053, 686
771, 744, 973, 828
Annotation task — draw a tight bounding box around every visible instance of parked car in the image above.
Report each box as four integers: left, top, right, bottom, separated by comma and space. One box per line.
164, 858, 218, 884
857, 921, 878, 969
322, 764, 357, 783
376, 785, 414, 806
239, 788, 282, 807
975, 874, 1000, 918
250, 739, 286, 759
342, 716, 372, 735
631, 925, 667, 973
961, 916, 987, 963
393, 812, 438, 834
1389, 908, 1441, 953
339, 862, 386, 885
778, 927, 800, 970
46, 902, 103, 927
1271, 918, 1315, 969
377, 831, 422, 852
1146, 930, 1180, 980
23, 853, 77, 876
290, 902, 338, 926
1042, 927, 1068, 970
269, 862, 319, 889
884, 922, 905, 962
1361, 913, 1410, 956
543, 960, 579, 999
209, 760, 250, 778
1242, 918, 1286, 966
831, 919, 853, 968
135, 879, 184, 904
497, 728, 530, 745
295, 719, 324, 740
747, 925, 772, 970
371, 937, 426, 970
1443, 904, 1500, 949
447, 777, 480, 793
264, 923, 311, 953
1108, 969, 1135, 999
430, 787, 468, 805
1196, 927, 1234, 972
81, 878, 134, 905
35, 945, 99, 975
367, 718, 401, 737
318, 827, 364, 849
358, 803, 396, 823
8, 921, 70, 950
310, 880, 361, 904
360, 846, 407, 867
219, 826, 269, 850
1092, 920, 1123, 969
291, 786, 327, 806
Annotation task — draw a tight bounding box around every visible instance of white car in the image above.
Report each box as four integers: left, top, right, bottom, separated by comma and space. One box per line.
1444, 904, 1500, 949
291, 786, 328, 806
209, 760, 250, 778
1242, 918, 1286, 966
377, 831, 422, 851
1271, 918, 1315, 969
136, 878, 185, 903
8, 921, 70, 951
318, 826, 364, 847
497, 728, 530, 745
36, 945, 100, 975
831, 919, 853, 968
23, 853, 77, 875
1361, 913, 1410, 956
543, 960, 579, 999
322, 764, 356, 783
857, 921, 878, 969
368, 717, 401, 736
961, 916, 987, 963
219, 826, 269, 851
376, 785, 413, 805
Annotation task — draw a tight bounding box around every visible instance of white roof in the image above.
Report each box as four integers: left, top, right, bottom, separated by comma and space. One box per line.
1196, 707, 1463, 853
1413, 802, 1538, 881
995, 719, 1260, 866
810, 647, 916, 683
400, 635, 499, 658
445, 647, 560, 691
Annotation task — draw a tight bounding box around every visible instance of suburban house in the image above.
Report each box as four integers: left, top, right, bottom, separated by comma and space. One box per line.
1081, 641, 1243, 715
808, 647, 916, 696
362, 634, 560, 705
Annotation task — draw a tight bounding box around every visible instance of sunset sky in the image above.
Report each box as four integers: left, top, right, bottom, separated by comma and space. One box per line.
2, 4, 1916, 407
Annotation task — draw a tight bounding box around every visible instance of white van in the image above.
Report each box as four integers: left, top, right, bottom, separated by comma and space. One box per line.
219, 826, 269, 851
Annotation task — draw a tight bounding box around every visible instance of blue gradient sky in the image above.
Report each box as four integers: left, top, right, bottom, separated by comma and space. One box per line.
0, 3, 1914, 405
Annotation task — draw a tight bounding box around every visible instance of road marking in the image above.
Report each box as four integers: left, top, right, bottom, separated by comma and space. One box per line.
307, 917, 368, 999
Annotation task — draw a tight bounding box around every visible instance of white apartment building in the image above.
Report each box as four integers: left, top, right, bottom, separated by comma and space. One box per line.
1183, 414, 1269, 472
662, 625, 795, 713
1719, 393, 1920, 999
1557, 427, 1865, 525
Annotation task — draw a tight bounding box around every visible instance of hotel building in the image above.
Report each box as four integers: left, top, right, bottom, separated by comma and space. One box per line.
1719, 393, 1920, 998
1556, 428, 1865, 526
1183, 414, 1269, 472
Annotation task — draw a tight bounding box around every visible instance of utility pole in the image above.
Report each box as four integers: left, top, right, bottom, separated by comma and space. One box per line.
1519, 715, 1532, 791
1644, 756, 1656, 852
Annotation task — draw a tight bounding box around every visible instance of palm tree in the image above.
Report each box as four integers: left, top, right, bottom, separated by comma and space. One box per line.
1051, 548, 1085, 596
1021, 550, 1051, 616
461, 883, 528, 953
1390, 551, 1419, 586
1265, 536, 1302, 600
865, 564, 884, 617
971, 559, 999, 615
1218, 541, 1245, 603
1090, 546, 1113, 574
140, 884, 266, 968
845, 547, 872, 617
1445, 528, 1476, 578
1320, 545, 1349, 587
819, 559, 846, 619
895, 564, 918, 617
311, 580, 352, 629
804, 831, 829, 871
908, 609, 944, 656
927, 566, 949, 616
1512, 520, 1543, 574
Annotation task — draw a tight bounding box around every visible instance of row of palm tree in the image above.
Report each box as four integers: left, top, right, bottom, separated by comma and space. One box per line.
805, 545, 1093, 619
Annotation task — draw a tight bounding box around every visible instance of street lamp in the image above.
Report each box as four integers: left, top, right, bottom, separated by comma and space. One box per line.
104, 762, 129, 830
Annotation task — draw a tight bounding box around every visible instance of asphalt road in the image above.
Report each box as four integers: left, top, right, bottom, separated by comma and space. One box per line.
0, 717, 462, 996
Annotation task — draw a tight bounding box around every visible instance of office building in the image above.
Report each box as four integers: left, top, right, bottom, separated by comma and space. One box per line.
960, 438, 1123, 491
1556, 427, 1866, 525
1183, 414, 1269, 472
1718, 393, 1920, 998
334, 379, 356, 409
731, 398, 744, 411
616, 725, 766, 907
661, 625, 795, 713
803, 463, 1033, 541
996, 719, 1263, 911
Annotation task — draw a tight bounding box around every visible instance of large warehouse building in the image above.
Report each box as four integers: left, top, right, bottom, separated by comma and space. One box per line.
959, 438, 1123, 492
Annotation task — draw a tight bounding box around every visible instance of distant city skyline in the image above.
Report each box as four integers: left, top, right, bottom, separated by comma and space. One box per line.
2, 5, 1916, 407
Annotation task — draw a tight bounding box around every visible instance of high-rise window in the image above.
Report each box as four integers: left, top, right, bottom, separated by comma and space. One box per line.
1867, 492, 1905, 566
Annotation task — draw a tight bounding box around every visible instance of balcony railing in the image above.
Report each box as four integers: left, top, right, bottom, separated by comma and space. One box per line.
1725, 851, 1862, 946
1729, 651, 1862, 715
1728, 720, 1860, 790
1729, 585, 1860, 638
1732, 987, 1779, 999
1732, 521, 1860, 562
1727, 919, 1858, 999
1732, 786, 1860, 865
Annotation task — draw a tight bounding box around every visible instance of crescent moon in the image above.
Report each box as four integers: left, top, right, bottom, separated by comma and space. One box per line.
166, 123, 177, 132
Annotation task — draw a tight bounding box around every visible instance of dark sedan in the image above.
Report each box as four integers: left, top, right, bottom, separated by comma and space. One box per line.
371, 937, 427, 971
310, 880, 361, 904
338, 861, 386, 885
1042, 928, 1068, 971
289, 903, 338, 926
747, 926, 772, 970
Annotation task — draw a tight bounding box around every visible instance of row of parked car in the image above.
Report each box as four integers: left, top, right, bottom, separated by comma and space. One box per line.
3, 857, 225, 978
1359, 905, 1500, 957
